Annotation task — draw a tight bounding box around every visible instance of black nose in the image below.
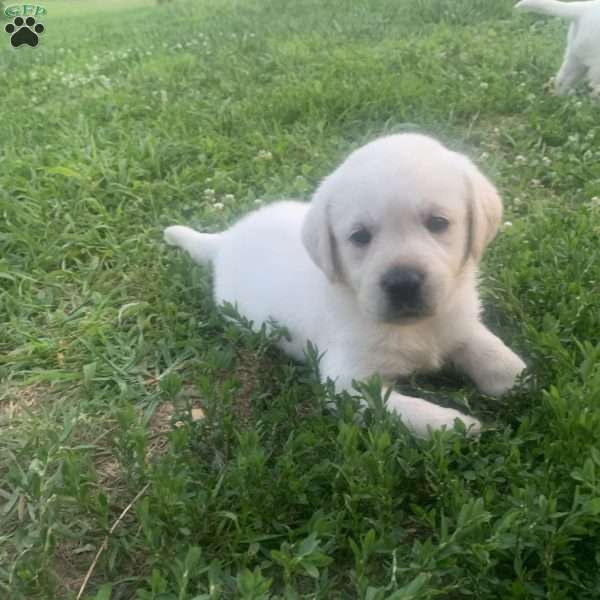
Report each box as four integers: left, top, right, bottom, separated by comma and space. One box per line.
380, 267, 425, 310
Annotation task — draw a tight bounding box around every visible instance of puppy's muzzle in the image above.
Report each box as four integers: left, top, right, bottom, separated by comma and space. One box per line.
380, 267, 426, 316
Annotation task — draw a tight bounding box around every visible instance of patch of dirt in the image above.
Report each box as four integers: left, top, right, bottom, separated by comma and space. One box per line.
0, 382, 52, 421
96, 450, 123, 490
96, 387, 206, 489
51, 539, 93, 596
230, 349, 266, 426
52, 538, 149, 600
146, 400, 175, 458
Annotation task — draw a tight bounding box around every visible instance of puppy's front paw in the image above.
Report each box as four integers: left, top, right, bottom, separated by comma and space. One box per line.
477, 351, 526, 397
544, 77, 556, 94
386, 394, 481, 438
433, 408, 481, 437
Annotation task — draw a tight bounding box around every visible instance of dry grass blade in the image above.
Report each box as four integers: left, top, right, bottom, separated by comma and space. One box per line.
76, 482, 151, 600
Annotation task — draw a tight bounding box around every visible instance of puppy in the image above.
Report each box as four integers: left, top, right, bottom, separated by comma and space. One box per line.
515, 0, 600, 95
164, 134, 526, 437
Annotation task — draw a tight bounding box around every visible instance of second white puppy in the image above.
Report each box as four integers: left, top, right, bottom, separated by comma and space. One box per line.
165, 134, 526, 436
516, 0, 600, 95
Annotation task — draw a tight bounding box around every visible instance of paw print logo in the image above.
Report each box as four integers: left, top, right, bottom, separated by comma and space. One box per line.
5, 16, 45, 48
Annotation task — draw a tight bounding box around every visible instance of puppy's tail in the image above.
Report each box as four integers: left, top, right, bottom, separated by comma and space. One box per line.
164, 225, 221, 265
515, 0, 590, 20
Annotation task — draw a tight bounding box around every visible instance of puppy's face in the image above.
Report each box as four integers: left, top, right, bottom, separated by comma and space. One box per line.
302, 134, 502, 323
331, 171, 469, 322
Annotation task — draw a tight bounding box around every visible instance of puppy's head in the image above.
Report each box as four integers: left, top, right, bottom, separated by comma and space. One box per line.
301, 134, 502, 323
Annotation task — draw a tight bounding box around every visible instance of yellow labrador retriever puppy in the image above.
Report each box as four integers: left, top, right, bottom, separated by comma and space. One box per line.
165, 134, 526, 436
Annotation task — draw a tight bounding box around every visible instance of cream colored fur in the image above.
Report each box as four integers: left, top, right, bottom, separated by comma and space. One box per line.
165, 134, 526, 436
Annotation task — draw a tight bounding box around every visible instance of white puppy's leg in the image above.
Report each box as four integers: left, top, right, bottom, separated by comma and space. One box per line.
384, 391, 481, 437
321, 354, 481, 437
555, 48, 586, 95
555, 59, 586, 95
553, 25, 586, 95
450, 324, 526, 397
587, 63, 600, 97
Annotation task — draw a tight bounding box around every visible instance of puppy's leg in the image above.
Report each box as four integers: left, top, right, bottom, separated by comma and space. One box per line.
321, 354, 481, 437
450, 324, 526, 397
555, 59, 586, 95
384, 391, 481, 437
587, 63, 600, 97
554, 41, 586, 95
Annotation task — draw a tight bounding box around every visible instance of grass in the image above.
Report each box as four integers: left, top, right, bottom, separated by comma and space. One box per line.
1, 0, 600, 597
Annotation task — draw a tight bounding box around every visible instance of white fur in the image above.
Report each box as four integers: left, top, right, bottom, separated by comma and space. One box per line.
164, 134, 526, 437
516, 0, 600, 95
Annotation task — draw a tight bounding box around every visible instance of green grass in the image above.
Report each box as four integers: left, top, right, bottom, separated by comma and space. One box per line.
2, 0, 600, 598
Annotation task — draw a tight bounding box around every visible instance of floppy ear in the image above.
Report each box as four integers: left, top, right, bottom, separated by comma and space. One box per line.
301, 179, 340, 283
463, 160, 503, 262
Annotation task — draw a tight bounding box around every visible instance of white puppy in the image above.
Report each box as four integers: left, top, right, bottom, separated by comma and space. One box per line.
164, 134, 526, 437
515, 0, 600, 95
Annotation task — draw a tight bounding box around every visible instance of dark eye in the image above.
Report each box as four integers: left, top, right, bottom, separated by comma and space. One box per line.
426, 216, 449, 233
349, 227, 372, 246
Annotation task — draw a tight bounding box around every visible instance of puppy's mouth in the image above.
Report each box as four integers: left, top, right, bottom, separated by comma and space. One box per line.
379, 306, 434, 324
381, 291, 435, 323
